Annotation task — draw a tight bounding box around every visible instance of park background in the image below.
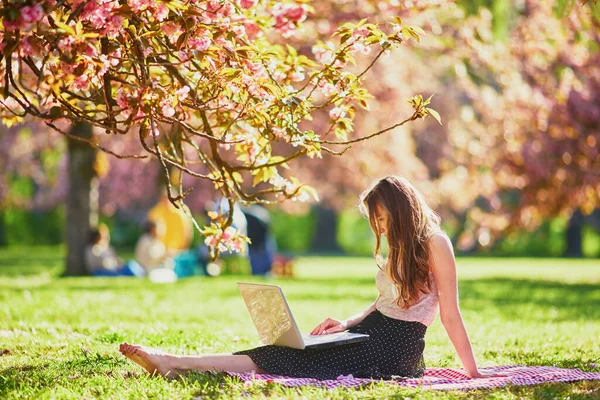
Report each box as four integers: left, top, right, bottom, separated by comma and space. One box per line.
1, 0, 599, 398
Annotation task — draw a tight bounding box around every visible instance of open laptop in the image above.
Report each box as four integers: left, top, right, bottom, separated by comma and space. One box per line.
238, 282, 369, 350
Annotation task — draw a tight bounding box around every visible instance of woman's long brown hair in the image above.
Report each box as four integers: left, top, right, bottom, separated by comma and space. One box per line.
360, 176, 441, 309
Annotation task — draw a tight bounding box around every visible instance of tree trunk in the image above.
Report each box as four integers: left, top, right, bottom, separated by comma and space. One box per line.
64, 123, 98, 276
0, 211, 6, 246
564, 209, 584, 258
310, 206, 343, 254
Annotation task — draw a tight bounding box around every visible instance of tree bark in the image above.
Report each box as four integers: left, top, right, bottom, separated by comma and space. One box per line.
64, 123, 98, 276
0, 211, 6, 246
564, 209, 584, 258
310, 206, 343, 254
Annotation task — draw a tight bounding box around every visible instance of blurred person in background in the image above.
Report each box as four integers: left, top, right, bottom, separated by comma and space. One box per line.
85, 223, 145, 277
148, 192, 194, 255
135, 220, 177, 284
242, 204, 276, 276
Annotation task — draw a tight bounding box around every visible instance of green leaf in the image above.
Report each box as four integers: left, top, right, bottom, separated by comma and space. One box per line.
423, 94, 434, 107
409, 25, 426, 36
253, 170, 264, 186
301, 185, 320, 201
54, 21, 76, 36
402, 26, 421, 43
426, 108, 442, 125
286, 44, 297, 58
269, 156, 287, 164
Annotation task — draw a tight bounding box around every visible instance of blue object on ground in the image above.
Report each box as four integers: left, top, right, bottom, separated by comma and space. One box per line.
173, 251, 205, 277
92, 260, 145, 277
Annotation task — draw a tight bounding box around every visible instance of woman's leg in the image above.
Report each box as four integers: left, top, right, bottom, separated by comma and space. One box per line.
119, 343, 263, 378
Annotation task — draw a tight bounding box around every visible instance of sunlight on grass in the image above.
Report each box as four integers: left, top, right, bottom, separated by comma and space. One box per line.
0, 248, 599, 399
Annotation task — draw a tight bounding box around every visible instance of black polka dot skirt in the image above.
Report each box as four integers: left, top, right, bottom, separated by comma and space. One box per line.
233, 310, 427, 380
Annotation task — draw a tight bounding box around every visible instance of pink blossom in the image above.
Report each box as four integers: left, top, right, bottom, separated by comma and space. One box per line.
273, 70, 286, 81
313, 46, 335, 64
230, 238, 246, 252
19, 37, 35, 57
217, 17, 232, 29
129, 0, 153, 12
3, 17, 26, 31
21, 5, 44, 23
318, 81, 336, 97
222, 2, 235, 16
82, 1, 111, 28
285, 5, 306, 23
176, 86, 190, 101
156, 3, 169, 21
109, 49, 122, 67
73, 75, 90, 90
290, 70, 305, 82
243, 20, 261, 39
353, 27, 370, 38
350, 42, 371, 55
271, 126, 287, 139
333, 59, 347, 69
207, 0, 234, 16
102, 16, 124, 38
292, 189, 311, 202
58, 36, 75, 52
162, 22, 182, 42
98, 55, 111, 76
189, 37, 212, 51
221, 226, 237, 241
243, 60, 266, 77
115, 90, 130, 109
161, 104, 175, 117
273, 14, 287, 29
232, 25, 246, 38
83, 43, 98, 57
272, 3, 306, 38
206, 0, 222, 13
178, 50, 189, 62
329, 107, 345, 120
204, 235, 220, 247
239, 0, 258, 9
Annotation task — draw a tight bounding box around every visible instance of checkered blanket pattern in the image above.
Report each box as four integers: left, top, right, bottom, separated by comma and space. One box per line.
226, 365, 600, 390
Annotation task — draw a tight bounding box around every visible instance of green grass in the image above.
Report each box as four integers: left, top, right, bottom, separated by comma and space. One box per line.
0, 247, 599, 399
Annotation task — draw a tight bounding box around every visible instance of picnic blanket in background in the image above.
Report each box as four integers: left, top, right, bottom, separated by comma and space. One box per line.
227, 365, 600, 391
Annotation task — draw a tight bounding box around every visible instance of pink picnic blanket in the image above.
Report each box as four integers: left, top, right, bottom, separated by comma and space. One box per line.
227, 365, 600, 391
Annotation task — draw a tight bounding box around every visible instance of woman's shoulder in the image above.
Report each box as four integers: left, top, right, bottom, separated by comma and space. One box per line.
427, 230, 454, 264
427, 230, 451, 247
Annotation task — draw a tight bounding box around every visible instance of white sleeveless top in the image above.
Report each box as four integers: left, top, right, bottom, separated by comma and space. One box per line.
375, 267, 439, 326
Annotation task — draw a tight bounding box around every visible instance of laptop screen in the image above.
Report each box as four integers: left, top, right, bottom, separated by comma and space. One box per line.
238, 283, 294, 345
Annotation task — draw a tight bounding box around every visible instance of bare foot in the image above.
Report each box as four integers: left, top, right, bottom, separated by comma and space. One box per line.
119, 342, 181, 378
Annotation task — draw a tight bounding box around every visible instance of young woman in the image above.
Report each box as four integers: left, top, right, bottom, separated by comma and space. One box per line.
120, 176, 498, 379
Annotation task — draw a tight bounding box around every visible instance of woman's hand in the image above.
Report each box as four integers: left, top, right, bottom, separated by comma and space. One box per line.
468, 370, 507, 379
310, 318, 348, 335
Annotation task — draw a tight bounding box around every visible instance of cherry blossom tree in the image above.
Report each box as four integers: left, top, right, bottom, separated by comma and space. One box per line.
0, 0, 438, 271
430, 0, 600, 252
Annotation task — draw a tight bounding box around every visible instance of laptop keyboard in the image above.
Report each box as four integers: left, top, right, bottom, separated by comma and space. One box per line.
302, 331, 364, 345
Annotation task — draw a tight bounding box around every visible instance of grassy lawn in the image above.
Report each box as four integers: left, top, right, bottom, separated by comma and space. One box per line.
1, 246, 599, 399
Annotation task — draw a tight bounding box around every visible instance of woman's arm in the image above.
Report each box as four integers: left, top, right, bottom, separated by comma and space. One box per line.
429, 233, 484, 378
311, 296, 380, 335
342, 295, 381, 329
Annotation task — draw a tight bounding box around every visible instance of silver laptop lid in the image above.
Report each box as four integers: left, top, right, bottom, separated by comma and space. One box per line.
238, 283, 299, 346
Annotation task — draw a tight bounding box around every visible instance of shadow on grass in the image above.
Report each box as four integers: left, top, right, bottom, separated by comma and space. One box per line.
290, 277, 600, 322
457, 278, 600, 321
0, 256, 62, 277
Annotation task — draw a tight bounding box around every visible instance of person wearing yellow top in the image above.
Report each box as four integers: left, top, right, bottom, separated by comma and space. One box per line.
147, 193, 194, 253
